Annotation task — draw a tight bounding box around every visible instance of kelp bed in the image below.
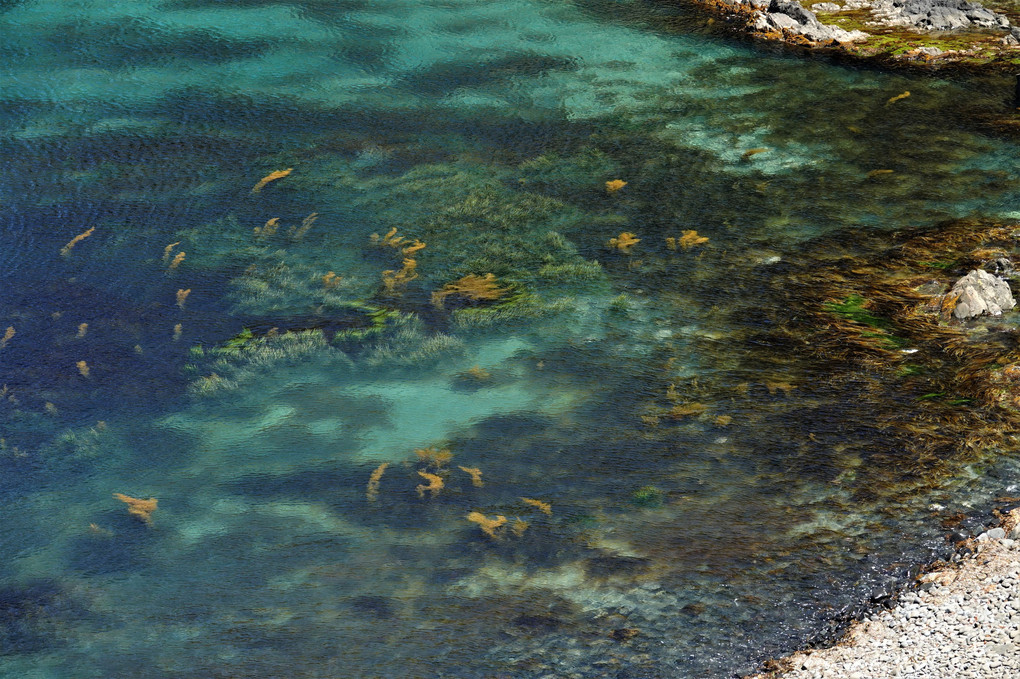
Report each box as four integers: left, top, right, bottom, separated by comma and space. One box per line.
640, 217, 1020, 508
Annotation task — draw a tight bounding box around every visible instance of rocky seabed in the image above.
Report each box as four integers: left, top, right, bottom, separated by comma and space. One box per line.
757, 511, 1020, 678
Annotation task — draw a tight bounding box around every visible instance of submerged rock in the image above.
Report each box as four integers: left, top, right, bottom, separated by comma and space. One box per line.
950, 269, 1016, 320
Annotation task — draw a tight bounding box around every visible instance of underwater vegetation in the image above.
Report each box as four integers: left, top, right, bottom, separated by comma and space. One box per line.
251, 168, 293, 193
366, 462, 388, 502
431, 274, 507, 309
605, 179, 627, 194
321, 271, 341, 289
678, 231, 708, 250
670, 230, 710, 250
167, 251, 186, 271
458, 466, 484, 488
607, 232, 641, 254
381, 258, 419, 294
112, 493, 157, 525
370, 227, 426, 258
884, 90, 911, 106
7, 5, 1020, 674
520, 497, 552, 516
415, 471, 444, 499
646, 216, 1020, 502
59, 227, 95, 258
414, 446, 453, 468
741, 147, 770, 161
466, 511, 507, 539
162, 242, 181, 263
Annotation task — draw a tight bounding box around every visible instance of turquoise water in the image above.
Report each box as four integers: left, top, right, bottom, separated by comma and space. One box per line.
3, 0, 1020, 677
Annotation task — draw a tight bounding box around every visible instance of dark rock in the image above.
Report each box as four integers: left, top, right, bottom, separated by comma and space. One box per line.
949, 530, 970, 544
770, 0, 815, 22
609, 627, 641, 641
869, 583, 894, 604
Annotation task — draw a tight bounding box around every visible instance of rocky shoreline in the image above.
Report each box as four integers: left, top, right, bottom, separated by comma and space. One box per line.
748, 508, 1020, 678
688, 0, 1020, 68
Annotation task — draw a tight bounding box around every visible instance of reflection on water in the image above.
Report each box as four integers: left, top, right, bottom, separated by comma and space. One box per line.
3, 0, 1020, 677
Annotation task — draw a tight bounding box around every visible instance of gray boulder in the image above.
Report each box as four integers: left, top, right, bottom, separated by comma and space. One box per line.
763, 0, 869, 41
951, 269, 1016, 320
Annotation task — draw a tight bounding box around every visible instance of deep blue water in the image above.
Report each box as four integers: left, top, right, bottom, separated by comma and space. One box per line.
3, 1, 1020, 677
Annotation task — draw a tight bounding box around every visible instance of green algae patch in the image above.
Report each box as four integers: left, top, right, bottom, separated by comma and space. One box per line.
630, 486, 666, 508
822, 12, 1015, 69
823, 294, 890, 330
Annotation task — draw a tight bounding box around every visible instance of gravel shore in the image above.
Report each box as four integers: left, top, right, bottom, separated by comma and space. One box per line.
750, 509, 1020, 679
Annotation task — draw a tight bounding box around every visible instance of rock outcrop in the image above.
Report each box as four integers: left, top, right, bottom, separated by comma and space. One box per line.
752, 0, 870, 42
865, 0, 1008, 31
707, 0, 1017, 56
950, 268, 1016, 320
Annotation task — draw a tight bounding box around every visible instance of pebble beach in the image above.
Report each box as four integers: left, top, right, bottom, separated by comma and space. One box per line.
753, 510, 1020, 678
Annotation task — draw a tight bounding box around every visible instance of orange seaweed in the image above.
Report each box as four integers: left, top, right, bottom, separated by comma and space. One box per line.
431, 273, 505, 308
76, 360, 89, 378
176, 289, 191, 309
113, 492, 158, 525
415, 446, 453, 467
60, 227, 95, 257
0, 326, 13, 349
608, 232, 640, 253
168, 251, 186, 270
466, 511, 507, 539
252, 168, 293, 193
162, 241, 181, 263
521, 497, 552, 516
458, 466, 484, 488
605, 179, 627, 194
886, 91, 910, 106
741, 147, 770, 161
381, 258, 418, 293
288, 212, 318, 240
458, 365, 491, 382
677, 230, 709, 249
322, 271, 341, 289
416, 471, 444, 499
366, 462, 389, 502
401, 239, 426, 257
370, 227, 405, 249
254, 218, 280, 237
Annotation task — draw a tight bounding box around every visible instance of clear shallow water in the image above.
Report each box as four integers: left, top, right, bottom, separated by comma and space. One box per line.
3, 0, 1020, 677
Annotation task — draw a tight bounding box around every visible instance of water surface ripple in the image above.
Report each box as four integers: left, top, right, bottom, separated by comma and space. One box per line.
2, 1, 1020, 677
